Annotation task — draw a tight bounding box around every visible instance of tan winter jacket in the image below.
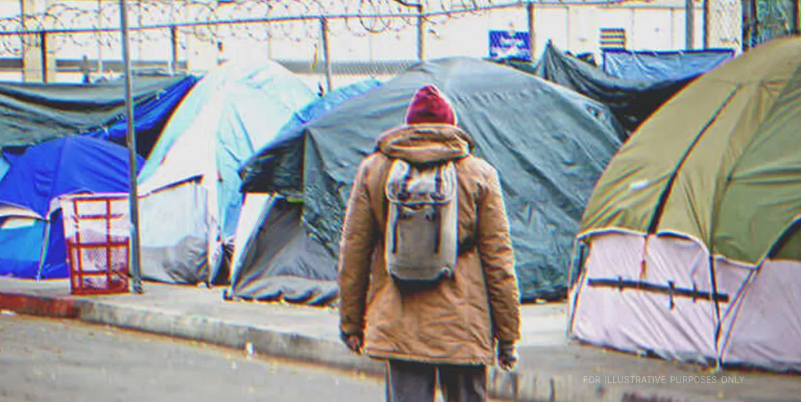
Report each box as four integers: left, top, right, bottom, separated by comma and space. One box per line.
338, 124, 521, 365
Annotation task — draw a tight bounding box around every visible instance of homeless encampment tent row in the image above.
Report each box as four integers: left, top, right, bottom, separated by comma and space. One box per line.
0, 74, 196, 156
0, 74, 195, 281
0, 137, 143, 280
568, 37, 801, 372
137, 59, 315, 286
229, 80, 382, 305
236, 57, 624, 303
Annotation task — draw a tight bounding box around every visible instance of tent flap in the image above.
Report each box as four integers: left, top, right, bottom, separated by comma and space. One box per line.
229, 198, 338, 305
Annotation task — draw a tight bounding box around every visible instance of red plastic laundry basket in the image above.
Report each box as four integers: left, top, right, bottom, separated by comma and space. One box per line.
61, 194, 130, 295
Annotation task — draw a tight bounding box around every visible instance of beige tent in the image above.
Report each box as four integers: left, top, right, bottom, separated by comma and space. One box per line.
568, 37, 800, 371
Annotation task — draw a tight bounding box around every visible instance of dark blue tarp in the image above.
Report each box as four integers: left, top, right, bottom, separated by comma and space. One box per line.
239, 79, 382, 195
514, 42, 699, 133
602, 49, 734, 82
81, 75, 198, 157
0, 137, 143, 279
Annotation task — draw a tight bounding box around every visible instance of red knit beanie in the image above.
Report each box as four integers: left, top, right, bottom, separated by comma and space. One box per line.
405, 85, 457, 126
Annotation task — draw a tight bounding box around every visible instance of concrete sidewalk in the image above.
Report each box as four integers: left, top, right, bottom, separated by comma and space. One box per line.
0, 278, 799, 401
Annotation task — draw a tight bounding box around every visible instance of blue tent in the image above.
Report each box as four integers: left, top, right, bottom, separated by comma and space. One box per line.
0, 137, 142, 279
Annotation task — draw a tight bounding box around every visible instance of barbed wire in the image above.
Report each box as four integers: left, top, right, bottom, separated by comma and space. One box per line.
0, 0, 502, 56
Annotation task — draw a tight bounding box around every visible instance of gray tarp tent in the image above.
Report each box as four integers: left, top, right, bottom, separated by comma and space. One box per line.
240, 57, 623, 302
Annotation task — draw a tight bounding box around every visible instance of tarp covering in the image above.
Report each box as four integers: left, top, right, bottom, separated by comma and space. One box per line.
0, 74, 191, 150
80, 75, 198, 157
602, 49, 734, 82
580, 36, 801, 265
137, 59, 315, 285
503, 42, 697, 133
240, 79, 382, 195
0, 137, 143, 278
229, 195, 338, 305
139, 179, 212, 284
251, 57, 624, 301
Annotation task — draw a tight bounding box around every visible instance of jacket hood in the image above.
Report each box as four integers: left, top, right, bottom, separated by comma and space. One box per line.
376, 124, 474, 165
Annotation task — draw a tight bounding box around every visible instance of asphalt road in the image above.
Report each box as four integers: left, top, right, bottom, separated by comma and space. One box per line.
0, 312, 385, 401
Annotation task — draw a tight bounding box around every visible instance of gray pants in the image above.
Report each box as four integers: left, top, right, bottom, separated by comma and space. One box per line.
385, 359, 487, 402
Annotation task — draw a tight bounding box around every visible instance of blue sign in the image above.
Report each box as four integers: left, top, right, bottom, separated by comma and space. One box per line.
489, 30, 531, 60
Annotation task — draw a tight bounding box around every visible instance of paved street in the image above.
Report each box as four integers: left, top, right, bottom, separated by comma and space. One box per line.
0, 313, 384, 402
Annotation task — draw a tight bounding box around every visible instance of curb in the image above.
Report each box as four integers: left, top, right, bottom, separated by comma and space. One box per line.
0, 293, 82, 319
0, 291, 707, 402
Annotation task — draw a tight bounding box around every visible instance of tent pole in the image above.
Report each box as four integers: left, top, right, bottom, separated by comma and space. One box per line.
320, 17, 332, 93
708, 255, 723, 371
685, 0, 695, 49
703, 0, 709, 49
527, 1, 536, 62
118, 0, 143, 294
417, 2, 425, 61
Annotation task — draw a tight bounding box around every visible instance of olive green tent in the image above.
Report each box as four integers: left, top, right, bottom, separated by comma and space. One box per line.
569, 36, 800, 371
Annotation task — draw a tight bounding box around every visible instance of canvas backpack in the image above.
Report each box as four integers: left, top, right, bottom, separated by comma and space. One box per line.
384, 159, 458, 284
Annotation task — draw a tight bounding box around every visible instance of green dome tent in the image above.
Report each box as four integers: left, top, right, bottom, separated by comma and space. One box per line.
569, 37, 801, 371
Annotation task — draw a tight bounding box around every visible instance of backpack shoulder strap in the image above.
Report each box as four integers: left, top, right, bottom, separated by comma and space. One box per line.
378, 156, 396, 227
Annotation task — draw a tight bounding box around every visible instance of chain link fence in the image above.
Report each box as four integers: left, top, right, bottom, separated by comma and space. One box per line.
0, 0, 785, 85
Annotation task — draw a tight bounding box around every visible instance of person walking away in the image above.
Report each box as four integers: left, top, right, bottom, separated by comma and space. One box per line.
338, 84, 521, 402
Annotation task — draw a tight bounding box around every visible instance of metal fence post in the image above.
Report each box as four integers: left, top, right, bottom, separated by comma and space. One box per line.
118, 0, 143, 294
97, 0, 104, 76
39, 31, 47, 83
320, 17, 332, 92
170, 25, 178, 74
527, 1, 536, 62
417, 2, 425, 61
703, 0, 709, 48
685, 0, 695, 49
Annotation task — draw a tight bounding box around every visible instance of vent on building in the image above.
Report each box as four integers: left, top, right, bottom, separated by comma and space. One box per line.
600, 28, 627, 50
